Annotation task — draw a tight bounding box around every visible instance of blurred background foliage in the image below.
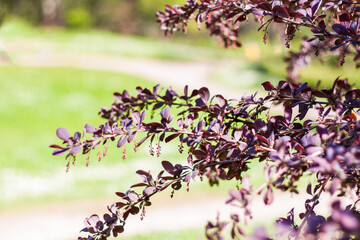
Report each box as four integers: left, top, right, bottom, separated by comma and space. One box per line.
0, 0, 187, 34
0, 0, 358, 88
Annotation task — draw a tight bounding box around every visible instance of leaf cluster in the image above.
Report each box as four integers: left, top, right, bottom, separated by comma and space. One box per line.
52, 79, 360, 239
157, 0, 360, 82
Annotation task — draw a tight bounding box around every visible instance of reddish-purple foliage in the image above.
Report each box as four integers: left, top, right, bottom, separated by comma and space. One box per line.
53, 80, 360, 239
157, 0, 360, 82
50, 1, 360, 239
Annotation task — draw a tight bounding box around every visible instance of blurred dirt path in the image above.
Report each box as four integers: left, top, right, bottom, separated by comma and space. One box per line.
0, 189, 320, 240
8, 53, 245, 99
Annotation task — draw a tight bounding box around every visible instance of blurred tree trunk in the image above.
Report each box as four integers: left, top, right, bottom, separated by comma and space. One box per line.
116, 0, 140, 34
42, 0, 63, 25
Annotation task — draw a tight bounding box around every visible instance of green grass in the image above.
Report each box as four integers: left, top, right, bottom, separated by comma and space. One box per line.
0, 66, 158, 210
0, 66, 156, 170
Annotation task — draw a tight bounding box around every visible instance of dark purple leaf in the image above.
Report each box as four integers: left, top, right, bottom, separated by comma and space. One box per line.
199, 87, 210, 105
273, 6, 289, 18
165, 133, 180, 143
332, 24, 350, 35
130, 183, 148, 188
284, 106, 292, 123
330, 42, 347, 51
184, 85, 188, 98
254, 119, 267, 132
306, 183, 312, 195
339, 13, 351, 24
295, 82, 308, 96
49, 144, 65, 149
115, 192, 125, 198
261, 81, 275, 91
264, 187, 273, 205
112, 225, 124, 237
161, 160, 174, 174
129, 206, 140, 215
52, 148, 69, 156
136, 135, 149, 147
153, 102, 164, 110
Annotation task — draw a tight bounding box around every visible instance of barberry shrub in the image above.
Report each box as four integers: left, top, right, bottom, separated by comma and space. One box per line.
51, 1, 360, 239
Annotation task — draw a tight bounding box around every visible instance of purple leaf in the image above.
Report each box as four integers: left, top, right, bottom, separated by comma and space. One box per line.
74, 132, 81, 142
132, 111, 141, 124
130, 183, 147, 188
234, 129, 243, 141
84, 215, 100, 228
184, 85, 188, 98
49, 144, 65, 149
52, 148, 69, 156
136, 170, 150, 182
199, 87, 210, 105
143, 186, 156, 196
162, 161, 174, 174
117, 136, 128, 148
339, 13, 351, 24
69, 146, 82, 155
295, 82, 308, 96
261, 81, 275, 91
165, 133, 180, 143
284, 106, 292, 123
153, 102, 164, 110
254, 119, 267, 132
84, 124, 96, 134
229, 189, 243, 202
330, 42, 347, 51
215, 94, 227, 108
56, 127, 70, 141
160, 107, 170, 119
310, 0, 321, 15
140, 111, 146, 122
332, 24, 350, 35
339, 213, 360, 232
127, 192, 140, 202
264, 187, 273, 205
273, 6, 289, 18
306, 183, 312, 195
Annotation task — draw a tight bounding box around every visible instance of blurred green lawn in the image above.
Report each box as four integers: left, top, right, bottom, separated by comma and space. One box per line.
0, 66, 159, 210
